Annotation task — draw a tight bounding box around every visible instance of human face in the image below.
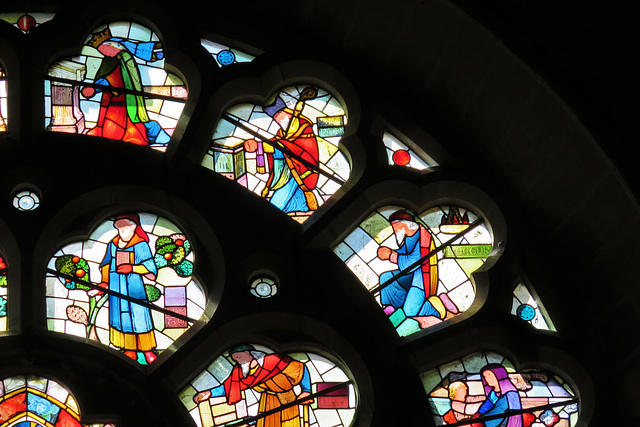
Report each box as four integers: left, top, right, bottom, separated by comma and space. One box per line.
274, 110, 291, 130
231, 350, 253, 365
114, 219, 136, 242
483, 370, 500, 392
98, 40, 124, 57
392, 221, 417, 245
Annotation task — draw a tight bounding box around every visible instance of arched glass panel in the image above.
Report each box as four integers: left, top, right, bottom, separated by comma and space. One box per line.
202, 85, 350, 223
45, 213, 206, 365
0, 254, 6, 331
0, 12, 55, 33
0, 66, 7, 132
382, 130, 436, 172
512, 281, 556, 331
180, 343, 357, 427
334, 205, 492, 336
0, 375, 117, 426
44, 22, 188, 151
422, 351, 579, 426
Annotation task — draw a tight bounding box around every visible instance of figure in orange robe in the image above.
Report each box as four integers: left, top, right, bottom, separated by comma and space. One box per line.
194, 345, 313, 427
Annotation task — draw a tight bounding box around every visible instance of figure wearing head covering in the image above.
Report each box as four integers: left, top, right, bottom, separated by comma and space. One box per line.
193, 345, 313, 427
377, 209, 454, 320
81, 27, 171, 146
476, 364, 523, 427
249, 88, 320, 213
90, 213, 158, 364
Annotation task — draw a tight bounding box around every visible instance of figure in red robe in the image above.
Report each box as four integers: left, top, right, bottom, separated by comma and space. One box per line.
81, 28, 171, 146
194, 344, 313, 427
245, 88, 320, 213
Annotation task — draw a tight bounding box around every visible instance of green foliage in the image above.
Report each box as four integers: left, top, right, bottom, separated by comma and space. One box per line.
55, 254, 91, 290
145, 285, 162, 302
154, 234, 193, 277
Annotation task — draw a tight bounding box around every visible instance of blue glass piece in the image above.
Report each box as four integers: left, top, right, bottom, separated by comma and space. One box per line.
517, 303, 536, 321
217, 50, 236, 66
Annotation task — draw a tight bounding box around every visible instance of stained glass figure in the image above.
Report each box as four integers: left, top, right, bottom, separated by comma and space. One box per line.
202, 85, 350, 223
45, 213, 206, 365
0, 255, 7, 331
382, 130, 436, 171
0, 375, 117, 426
201, 39, 259, 66
0, 66, 7, 132
0, 12, 55, 33
180, 344, 357, 427
334, 205, 492, 336
421, 351, 579, 426
44, 22, 188, 151
512, 281, 556, 331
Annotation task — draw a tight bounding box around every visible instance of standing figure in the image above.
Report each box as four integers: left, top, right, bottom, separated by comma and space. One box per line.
88, 214, 158, 364
245, 88, 320, 213
194, 344, 313, 427
476, 364, 524, 427
81, 27, 170, 145
377, 210, 449, 318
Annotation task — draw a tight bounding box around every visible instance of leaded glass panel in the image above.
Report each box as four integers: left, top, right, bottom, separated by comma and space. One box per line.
180, 344, 357, 427
201, 39, 258, 66
422, 351, 579, 426
202, 85, 350, 223
0, 12, 55, 33
0, 375, 117, 426
512, 281, 556, 331
0, 254, 6, 331
334, 205, 492, 336
44, 22, 188, 151
0, 66, 6, 132
382, 130, 436, 171
45, 213, 206, 365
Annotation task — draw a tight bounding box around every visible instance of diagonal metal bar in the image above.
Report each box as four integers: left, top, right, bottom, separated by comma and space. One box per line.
45, 75, 188, 103
221, 380, 352, 427
443, 397, 579, 427
221, 112, 347, 186
367, 218, 485, 296
46, 268, 198, 324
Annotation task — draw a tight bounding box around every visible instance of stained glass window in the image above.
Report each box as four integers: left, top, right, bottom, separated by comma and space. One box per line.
382, 130, 436, 171
202, 85, 350, 223
44, 22, 188, 151
512, 281, 556, 331
334, 205, 492, 337
0, 375, 117, 426
249, 276, 278, 298
180, 344, 357, 427
0, 12, 55, 33
0, 66, 7, 132
201, 39, 259, 66
45, 212, 206, 365
422, 351, 579, 426
13, 190, 40, 211
0, 255, 6, 331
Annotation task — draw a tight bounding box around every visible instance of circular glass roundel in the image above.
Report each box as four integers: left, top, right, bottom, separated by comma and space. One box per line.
250, 276, 278, 298
13, 190, 40, 211
217, 49, 236, 66
517, 303, 536, 321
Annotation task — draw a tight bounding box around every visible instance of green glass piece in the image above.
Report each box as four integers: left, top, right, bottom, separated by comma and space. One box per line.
443, 244, 492, 258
